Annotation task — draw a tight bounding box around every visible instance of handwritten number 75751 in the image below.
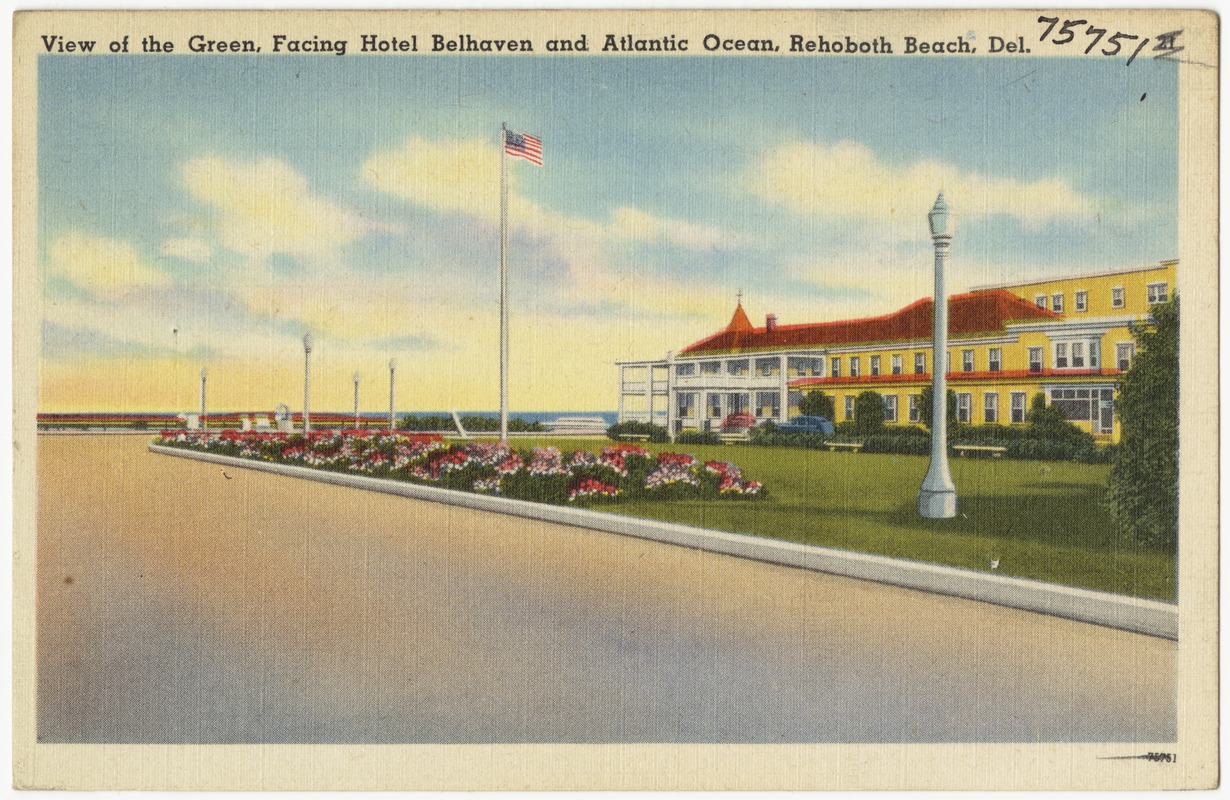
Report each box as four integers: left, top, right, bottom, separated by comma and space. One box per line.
1037, 17, 1184, 65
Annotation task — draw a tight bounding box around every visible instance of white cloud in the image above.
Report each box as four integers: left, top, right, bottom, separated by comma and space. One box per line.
46, 233, 170, 299
611, 207, 733, 250
750, 140, 1100, 228
160, 236, 213, 264
363, 137, 501, 221
182, 156, 377, 260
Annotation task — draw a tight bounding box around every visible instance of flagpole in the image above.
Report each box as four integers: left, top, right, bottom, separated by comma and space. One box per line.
499, 123, 509, 444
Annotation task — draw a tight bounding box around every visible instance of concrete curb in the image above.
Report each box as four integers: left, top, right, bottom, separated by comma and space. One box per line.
149, 442, 1178, 640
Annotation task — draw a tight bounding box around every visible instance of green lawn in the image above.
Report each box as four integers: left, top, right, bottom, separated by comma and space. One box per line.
477, 436, 1175, 601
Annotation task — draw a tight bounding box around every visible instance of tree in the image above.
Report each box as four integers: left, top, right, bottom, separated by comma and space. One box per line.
853, 391, 885, 435
1107, 296, 1178, 550
799, 390, 835, 421
916, 386, 957, 430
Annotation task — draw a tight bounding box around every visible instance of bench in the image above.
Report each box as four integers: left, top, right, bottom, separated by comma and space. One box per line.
825, 442, 864, 453
953, 444, 1007, 458
718, 432, 750, 444
621, 433, 652, 442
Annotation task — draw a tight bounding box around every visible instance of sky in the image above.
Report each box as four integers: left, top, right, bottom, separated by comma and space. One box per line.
37, 53, 1178, 412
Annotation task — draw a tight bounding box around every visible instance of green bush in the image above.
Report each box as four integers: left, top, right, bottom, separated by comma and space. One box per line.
860, 434, 931, 456
1107, 297, 1178, 550
749, 429, 830, 449
606, 420, 668, 442
833, 420, 859, 437
853, 391, 885, 435
917, 386, 957, 429
799, 390, 835, 421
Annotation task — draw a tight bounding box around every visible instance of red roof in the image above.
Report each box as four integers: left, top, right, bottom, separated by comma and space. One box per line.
681, 290, 1060, 354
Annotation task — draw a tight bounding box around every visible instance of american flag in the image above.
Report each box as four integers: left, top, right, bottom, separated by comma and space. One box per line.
504, 129, 543, 166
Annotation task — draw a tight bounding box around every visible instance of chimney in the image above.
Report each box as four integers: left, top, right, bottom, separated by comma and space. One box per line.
765, 314, 778, 332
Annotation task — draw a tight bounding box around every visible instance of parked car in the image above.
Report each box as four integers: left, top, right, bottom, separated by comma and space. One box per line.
776, 415, 835, 436
718, 412, 758, 433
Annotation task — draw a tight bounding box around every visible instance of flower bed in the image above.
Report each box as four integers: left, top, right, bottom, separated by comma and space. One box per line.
156, 430, 763, 505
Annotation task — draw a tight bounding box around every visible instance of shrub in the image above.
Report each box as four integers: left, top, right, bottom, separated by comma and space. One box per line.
1108, 296, 1178, 550
833, 420, 860, 437
749, 429, 829, 450
917, 386, 958, 429
860, 434, 931, 456
799, 390, 835, 421
606, 420, 668, 443
853, 391, 885, 435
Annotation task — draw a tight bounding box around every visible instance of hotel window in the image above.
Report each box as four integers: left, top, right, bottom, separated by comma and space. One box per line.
675, 363, 695, 378
1028, 346, 1043, 373
1055, 343, 1069, 369
908, 394, 921, 423
1116, 342, 1135, 371
1051, 293, 1064, 313
728, 393, 750, 414
788, 356, 824, 377
891, 354, 903, 375
844, 395, 854, 420
961, 349, 974, 372
1010, 392, 1027, 424
956, 393, 972, 423
984, 392, 999, 423
883, 394, 898, 423
988, 347, 1002, 372
1075, 290, 1088, 312
755, 357, 780, 377
1088, 341, 1099, 368
914, 352, 926, 374
831, 357, 842, 378
870, 355, 881, 376
708, 393, 722, 418
850, 357, 861, 378
945, 351, 951, 373
677, 393, 696, 418
1072, 342, 1086, 369
1035, 294, 1047, 310
1050, 388, 1095, 421
700, 360, 721, 375
726, 359, 749, 376
756, 391, 780, 418
1147, 282, 1169, 304
1112, 286, 1125, 308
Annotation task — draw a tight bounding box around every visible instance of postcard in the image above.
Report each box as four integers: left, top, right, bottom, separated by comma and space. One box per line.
12, 7, 1219, 791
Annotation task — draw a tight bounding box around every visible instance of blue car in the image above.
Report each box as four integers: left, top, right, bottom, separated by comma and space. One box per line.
776, 415, 835, 435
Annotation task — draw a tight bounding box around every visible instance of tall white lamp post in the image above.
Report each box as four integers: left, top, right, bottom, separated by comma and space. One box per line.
302, 332, 314, 434
918, 192, 958, 519
388, 359, 397, 432
353, 371, 361, 430
199, 367, 207, 432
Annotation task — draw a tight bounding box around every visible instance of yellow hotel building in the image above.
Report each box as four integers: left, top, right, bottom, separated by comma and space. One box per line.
616, 260, 1175, 443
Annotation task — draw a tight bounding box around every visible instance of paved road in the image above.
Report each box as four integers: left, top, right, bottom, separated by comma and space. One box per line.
36, 436, 1175, 744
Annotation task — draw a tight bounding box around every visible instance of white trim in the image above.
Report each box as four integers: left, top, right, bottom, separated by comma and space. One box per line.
1006, 314, 1144, 336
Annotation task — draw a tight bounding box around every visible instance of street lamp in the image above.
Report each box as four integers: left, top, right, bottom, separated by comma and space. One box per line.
353, 371, 361, 430
918, 191, 957, 518
199, 367, 207, 432
388, 358, 397, 432
303, 332, 314, 434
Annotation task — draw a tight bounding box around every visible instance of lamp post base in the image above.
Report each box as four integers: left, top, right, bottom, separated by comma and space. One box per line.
918, 488, 957, 519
